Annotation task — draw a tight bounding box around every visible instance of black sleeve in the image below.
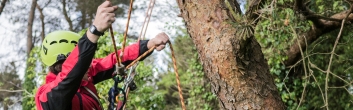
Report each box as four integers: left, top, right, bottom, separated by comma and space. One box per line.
43, 32, 97, 110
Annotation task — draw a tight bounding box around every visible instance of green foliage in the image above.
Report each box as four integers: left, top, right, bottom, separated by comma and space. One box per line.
303, 25, 353, 109
0, 62, 22, 109
23, 47, 44, 110
255, 0, 353, 109
255, 2, 311, 108
185, 53, 218, 110
311, 0, 348, 16
126, 62, 166, 110
157, 33, 218, 109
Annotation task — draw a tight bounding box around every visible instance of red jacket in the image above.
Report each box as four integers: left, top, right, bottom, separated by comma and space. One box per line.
35, 33, 151, 110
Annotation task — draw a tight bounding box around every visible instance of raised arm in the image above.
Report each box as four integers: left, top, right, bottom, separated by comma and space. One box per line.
36, 1, 118, 109
90, 32, 170, 84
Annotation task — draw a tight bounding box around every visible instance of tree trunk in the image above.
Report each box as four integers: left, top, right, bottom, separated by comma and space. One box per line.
36, 3, 45, 41
3, 102, 8, 110
62, 0, 73, 31
80, 8, 87, 31
176, 0, 285, 109
27, 0, 37, 57
0, 0, 7, 15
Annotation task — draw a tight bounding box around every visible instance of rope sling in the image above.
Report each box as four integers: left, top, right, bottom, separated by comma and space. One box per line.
105, 0, 186, 110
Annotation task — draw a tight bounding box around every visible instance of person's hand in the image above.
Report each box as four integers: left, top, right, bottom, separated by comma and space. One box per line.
93, 1, 118, 32
148, 32, 170, 51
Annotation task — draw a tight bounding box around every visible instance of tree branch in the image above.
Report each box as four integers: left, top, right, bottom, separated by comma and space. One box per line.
62, 0, 73, 31
0, 89, 24, 93
27, 0, 37, 57
36, 3, 45, 41
285, 1, 353, 66
0, 0, 7, 15
324, 2, 353, 108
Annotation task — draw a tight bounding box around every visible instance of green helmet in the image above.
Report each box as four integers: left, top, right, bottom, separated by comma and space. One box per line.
40, 31, 80, 66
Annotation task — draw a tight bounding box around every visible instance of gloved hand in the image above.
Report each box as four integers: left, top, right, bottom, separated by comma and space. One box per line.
115, 64, 125, 75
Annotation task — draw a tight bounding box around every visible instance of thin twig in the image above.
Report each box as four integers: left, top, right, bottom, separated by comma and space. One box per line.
309, 62, 352, 88
307, 61, 326, 104
324, 2, 353, 109
290, 24, 309, 110
0, 89, 24, 93
324, 16, 346, 110
0, 89, 34, 97
328, 86, 353, 96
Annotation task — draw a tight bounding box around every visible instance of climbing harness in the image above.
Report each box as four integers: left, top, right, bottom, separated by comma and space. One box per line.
106, 0, 186, 109
108, 64, 138, 110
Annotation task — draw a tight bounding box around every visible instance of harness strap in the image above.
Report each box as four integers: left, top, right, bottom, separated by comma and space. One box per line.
84, 86, 103, 110
76, 92, 83, 110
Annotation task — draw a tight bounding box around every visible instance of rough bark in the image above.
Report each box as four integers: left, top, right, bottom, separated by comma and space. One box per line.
0, 0, 7, 15
27, 0, 37, 57
177, 0, 285, 109
62, 0, 74, 31
285, 0, 353, 66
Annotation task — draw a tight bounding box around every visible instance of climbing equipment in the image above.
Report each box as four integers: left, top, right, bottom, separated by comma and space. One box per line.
106, 0, 186, 109
108, 64, 138, 110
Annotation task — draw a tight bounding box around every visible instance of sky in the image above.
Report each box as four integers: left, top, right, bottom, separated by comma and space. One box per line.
0, 10, 27, 78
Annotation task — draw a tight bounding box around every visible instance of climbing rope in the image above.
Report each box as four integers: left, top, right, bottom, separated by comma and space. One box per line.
168, 41, 186, 110
107, 0, 121, 66
126, 46, 155, 68
109, 26, 121, 66
120, 41, 186, 110
138, 0, 156, 41
105, 0, 186, 109
120, 0, 134, 62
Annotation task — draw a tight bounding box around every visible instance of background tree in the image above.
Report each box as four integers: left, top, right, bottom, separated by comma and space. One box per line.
255, 0, 353, 109
22, 0, 38, 109
176, 0, 286, 109
175, 0, 353, 109
0, 62, 22, 110
0, 0, 8, 15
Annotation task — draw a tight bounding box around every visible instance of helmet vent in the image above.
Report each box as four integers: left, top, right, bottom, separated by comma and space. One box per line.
50, 41, 57, 45
43, 45, 48, 55
59, 39, 68, 43
71, 41, 78, 45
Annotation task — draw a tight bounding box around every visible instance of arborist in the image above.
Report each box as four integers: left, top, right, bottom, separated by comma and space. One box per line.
34, 1, 169, 110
